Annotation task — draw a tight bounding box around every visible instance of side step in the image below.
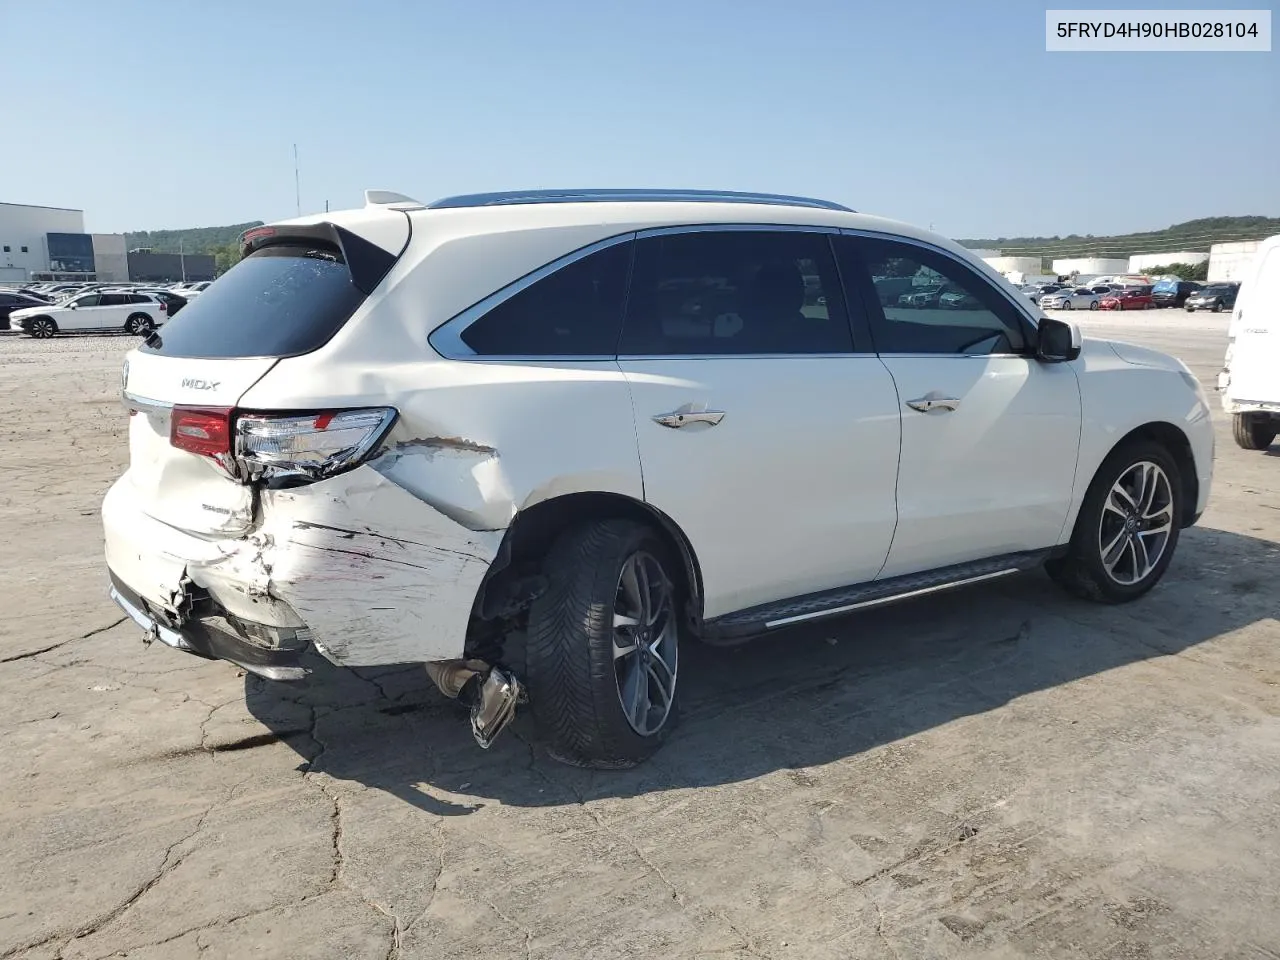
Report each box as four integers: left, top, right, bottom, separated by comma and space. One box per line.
700, 549, 1051, 644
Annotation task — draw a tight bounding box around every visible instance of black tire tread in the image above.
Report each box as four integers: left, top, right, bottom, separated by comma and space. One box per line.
1233, 413, 1277, 451
526, 519, 674, 768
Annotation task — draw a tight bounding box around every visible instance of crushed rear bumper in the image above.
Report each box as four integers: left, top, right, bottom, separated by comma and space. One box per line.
109, 572, 309, 681
102, 464, 504, 670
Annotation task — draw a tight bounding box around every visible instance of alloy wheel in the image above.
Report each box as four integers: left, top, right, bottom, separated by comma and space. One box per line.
611, 551, 678, 736
1098, 461, 1174, 585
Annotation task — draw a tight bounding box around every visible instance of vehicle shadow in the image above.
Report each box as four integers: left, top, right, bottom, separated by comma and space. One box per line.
244, 524, 1279, 815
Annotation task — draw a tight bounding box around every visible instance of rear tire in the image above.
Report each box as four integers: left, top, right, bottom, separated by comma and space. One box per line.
1047, 440, 1183, 604
125, 313, 153, 335
1233, 413, 1278, 451
28, 317, 56, 339
527, 519, 681, 768
1089, 301, 1099, 310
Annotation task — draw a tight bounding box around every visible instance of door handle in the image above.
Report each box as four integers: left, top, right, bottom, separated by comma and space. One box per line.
652, 403, 726, 429
906, 393, 961, 414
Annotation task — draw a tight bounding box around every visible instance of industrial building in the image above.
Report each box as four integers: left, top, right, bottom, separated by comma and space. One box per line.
126, 251, 215, 283
1052, 257, 1130, 277
1208, 241, 1261, 282
1129, 251, 1209, 273
0, 202, 130, 282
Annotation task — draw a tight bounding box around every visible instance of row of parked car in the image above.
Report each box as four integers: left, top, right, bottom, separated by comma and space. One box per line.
0, 280, 213, 337
1024, 279, 1240, 314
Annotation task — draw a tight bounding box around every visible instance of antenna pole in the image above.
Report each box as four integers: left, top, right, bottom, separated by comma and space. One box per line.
293, 144, 301, 216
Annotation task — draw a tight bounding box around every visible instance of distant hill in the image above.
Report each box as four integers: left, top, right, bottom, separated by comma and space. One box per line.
124, 222, 264, 255
959, 215, 1280, 259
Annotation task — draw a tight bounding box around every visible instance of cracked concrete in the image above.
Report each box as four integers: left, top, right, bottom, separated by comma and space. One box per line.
4, 319, 1280, 958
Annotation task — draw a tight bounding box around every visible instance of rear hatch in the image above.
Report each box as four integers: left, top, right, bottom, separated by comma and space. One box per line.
1228, 244, 1280, 405
121, 211, 411, 538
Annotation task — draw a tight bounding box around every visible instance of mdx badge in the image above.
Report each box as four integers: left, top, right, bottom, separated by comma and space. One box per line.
181, 378, 221, 390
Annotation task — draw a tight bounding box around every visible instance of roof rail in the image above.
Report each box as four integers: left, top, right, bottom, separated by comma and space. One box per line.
426, 188, 853, 212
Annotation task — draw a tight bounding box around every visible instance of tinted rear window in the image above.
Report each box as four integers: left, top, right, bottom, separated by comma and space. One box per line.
139, 245, 365, 359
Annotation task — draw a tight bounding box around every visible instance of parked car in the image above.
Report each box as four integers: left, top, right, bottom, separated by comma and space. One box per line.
103, 188, 1214, 767
10, 291, 167, 338
133, 288, 189, 317
1100, 288, 1156, 311
0, 291, 61, 330
1151, 279, 1202, 308
1185, 282, 1238, 313
1040, 287, 1102, 311
1219, 235, 1280, 451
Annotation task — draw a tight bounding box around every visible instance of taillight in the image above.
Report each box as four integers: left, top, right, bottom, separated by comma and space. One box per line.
168, 406, 396, 483
170, 407, 233, 456
236, 408, 397, 481
158, 302, 167, 313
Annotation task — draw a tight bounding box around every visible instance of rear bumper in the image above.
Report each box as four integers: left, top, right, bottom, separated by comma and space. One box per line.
102, 464, 504, 668
109, 574, 309, 681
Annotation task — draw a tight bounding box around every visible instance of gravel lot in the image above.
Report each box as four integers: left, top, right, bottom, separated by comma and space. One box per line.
3, 313, 1279, 960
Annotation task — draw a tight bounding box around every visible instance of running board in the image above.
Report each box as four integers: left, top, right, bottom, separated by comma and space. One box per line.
700, 550, 1051, 644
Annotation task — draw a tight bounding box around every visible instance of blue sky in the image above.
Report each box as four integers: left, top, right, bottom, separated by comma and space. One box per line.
1, 0, 1275, 238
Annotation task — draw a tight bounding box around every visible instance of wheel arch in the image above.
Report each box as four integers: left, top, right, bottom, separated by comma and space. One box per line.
1102, 421, 1199, 527
474, 490, 705, 629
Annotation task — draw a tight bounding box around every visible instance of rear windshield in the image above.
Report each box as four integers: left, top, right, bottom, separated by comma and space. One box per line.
139, 245, 365, 358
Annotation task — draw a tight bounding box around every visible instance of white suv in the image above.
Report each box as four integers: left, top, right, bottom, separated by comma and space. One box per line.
12, 290, 167, 338
103, 189, 1215, 767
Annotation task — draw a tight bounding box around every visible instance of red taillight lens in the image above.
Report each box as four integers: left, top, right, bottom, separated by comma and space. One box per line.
171, 407, 233, 457
159, 302, 167, 312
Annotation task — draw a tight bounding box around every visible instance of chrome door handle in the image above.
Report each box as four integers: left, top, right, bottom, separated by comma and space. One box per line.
652, 403, 726, 428
906, 393, 961, 414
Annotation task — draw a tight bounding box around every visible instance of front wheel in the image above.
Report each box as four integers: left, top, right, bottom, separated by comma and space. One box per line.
28, 317, 56, 339
1061, 301, 1072, 310
527, 520, 681, 767
1212, 302, 1223, 313
1233, 413, 1278, 450
1047, 440, 1182, 603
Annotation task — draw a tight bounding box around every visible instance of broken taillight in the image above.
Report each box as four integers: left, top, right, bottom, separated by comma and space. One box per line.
235, 408, 397, 481
170, 407, 233, 456
169, 407, 396, 483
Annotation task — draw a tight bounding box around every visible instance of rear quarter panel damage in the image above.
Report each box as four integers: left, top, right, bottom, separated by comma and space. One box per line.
256, 465, 503, 665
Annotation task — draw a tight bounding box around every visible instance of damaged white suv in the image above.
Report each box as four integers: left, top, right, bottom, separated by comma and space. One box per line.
104, 188, 1214, 767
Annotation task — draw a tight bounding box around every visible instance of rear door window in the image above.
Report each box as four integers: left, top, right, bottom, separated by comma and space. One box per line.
619, 230, 853, 356
140, 244, 367, 359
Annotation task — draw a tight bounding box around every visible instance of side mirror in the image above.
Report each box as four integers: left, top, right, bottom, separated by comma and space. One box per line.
1037, 316, 1081, 362
68, 303, 77, 309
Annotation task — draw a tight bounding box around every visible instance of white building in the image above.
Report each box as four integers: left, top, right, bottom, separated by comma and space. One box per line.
982, 256, 1042, 276
1208, 241, 1261, 282
1128, 251, 1209, 273
1052, 257, 1130, 277
0, 201, 127, 281
0, 202, 85, 281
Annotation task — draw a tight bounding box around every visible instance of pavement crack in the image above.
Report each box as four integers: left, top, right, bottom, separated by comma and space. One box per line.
0, 617, 127, 664
869, 893, 903, 960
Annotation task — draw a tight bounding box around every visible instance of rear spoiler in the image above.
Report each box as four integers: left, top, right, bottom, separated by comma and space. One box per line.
239, 223, 397, 295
